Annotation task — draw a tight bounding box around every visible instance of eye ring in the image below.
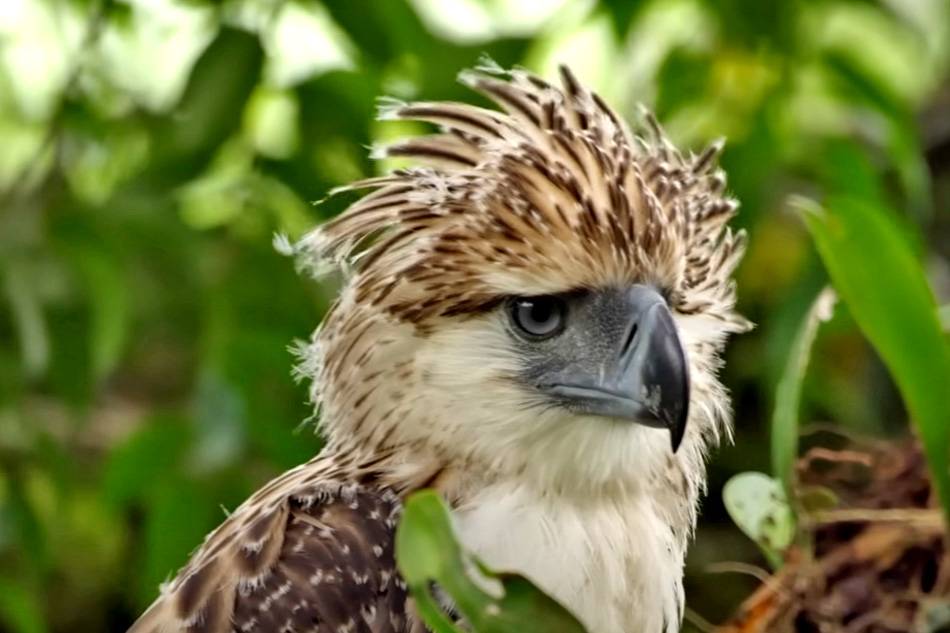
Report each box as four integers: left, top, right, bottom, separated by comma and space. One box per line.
508, 296, 568, 339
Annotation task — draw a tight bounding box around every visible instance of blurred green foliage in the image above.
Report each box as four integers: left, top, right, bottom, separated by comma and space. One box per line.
803, 195, 950, 518
0, 0, 949, 631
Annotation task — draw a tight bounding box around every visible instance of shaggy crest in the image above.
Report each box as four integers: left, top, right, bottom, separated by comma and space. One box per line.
293, 65, 747, 329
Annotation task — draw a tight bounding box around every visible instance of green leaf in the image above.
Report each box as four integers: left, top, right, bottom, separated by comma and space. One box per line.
600, 0, 648, 40
771, 286, 836, 488
723, 472, 795, 569
0, 577, 47, 633
801, 195, 950, 521
822, 51, 932, 218
102, 415, 189, 508
139, 477, 221, 609
396, 491, 588, 633
1, 258, 49, 379
72, 247, 130, 381
0, 468, 47, 572
150, 27, 264, 185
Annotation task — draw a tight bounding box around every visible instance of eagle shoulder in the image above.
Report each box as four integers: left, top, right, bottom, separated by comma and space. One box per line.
127, 467, 409, 633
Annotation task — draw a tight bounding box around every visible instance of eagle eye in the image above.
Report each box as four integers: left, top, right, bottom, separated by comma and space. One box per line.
509, 296, 567, 339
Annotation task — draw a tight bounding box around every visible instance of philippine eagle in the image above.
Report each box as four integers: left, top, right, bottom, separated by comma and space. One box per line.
127, 64, 750, 633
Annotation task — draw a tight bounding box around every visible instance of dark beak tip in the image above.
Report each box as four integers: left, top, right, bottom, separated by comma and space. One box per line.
669, 400, 689, 453
669, 419, 686, 453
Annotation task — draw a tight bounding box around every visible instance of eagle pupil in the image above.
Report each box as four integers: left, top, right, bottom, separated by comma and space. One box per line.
511, 296, 566, 338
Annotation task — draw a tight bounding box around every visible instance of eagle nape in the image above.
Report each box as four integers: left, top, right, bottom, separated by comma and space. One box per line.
513, 284, 691, 452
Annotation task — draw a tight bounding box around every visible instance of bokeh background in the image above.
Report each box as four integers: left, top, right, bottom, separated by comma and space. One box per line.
1, 0, 949, 630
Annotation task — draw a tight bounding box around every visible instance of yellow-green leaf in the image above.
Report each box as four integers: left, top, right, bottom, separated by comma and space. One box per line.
396, 490, 588, 633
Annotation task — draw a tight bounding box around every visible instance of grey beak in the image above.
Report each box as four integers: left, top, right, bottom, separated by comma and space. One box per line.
546, 285, 691, 452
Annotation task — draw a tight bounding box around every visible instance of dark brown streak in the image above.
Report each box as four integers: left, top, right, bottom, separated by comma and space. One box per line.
397, 106, 504, 139
474, 79, 542, 128
385, 144, 478, 167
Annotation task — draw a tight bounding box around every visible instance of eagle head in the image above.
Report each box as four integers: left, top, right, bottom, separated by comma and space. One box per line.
292, 65, 750, 500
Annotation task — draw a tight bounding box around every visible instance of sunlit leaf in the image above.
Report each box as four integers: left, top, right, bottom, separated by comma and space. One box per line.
801, 196, 950, 520
723, 472, 795, 569
396, 491, 588, 633
771, 286, 836, 488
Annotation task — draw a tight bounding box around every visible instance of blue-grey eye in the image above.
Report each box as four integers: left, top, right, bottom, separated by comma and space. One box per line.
510, 296, 567, 339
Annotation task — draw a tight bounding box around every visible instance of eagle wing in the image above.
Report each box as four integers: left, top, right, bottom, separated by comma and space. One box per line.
127, 477, 410, 633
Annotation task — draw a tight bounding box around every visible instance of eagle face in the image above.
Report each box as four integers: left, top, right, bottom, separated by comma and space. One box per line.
502, 286, 689, 450
404, 285, 691, 494
383, 287, 744, 503
297, 66, 750, 499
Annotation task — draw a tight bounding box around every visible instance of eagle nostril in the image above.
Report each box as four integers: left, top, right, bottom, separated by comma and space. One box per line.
620, 323, 639, 359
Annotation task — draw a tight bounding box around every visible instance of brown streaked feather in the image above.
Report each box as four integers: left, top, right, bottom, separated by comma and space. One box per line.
381, 102, 509, 140
381, 136, 484, 168
296, 64, 747, 335
127, 465, 410, 633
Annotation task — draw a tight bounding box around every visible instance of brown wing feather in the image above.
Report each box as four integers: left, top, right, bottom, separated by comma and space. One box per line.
127, 475, 408, 633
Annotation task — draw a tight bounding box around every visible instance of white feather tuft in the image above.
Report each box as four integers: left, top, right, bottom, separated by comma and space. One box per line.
272, 232, 295, 256
376, 96, 408, 121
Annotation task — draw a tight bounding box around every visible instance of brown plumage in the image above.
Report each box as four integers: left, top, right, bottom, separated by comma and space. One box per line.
127, 64, 749, 633
305, 69, 741, 326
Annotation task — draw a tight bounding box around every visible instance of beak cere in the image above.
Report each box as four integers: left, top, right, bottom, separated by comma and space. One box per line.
546, 285, 691, 452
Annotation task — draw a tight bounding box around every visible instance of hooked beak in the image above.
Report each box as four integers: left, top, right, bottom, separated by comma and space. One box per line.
545, 285, 690, 452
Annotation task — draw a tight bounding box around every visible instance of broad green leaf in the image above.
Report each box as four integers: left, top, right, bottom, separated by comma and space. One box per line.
771, 286, 836, 488
801, 196, 950, 520
723, 472, 795, 569
396, 490, 588, 633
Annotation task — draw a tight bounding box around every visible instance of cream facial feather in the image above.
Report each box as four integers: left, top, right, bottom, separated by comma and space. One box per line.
126, 64, 750, 633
